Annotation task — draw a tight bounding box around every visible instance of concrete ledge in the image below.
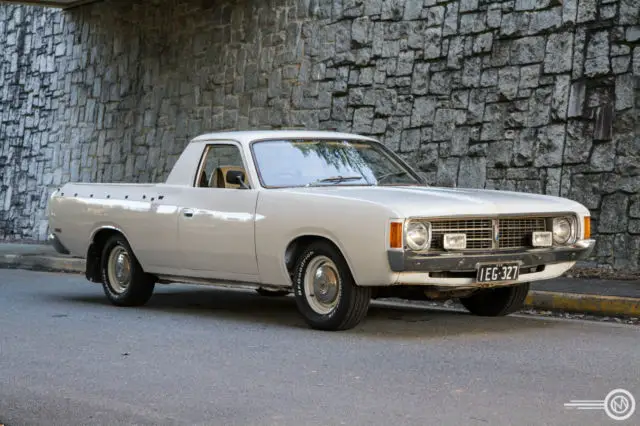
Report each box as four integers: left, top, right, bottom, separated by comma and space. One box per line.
0, 254, 85, 274
525, 290, 640, 318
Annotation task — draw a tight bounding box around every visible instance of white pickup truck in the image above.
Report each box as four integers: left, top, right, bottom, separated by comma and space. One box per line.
48, 130, 595, 330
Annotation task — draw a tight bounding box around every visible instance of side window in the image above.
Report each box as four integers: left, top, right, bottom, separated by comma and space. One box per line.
195, 144, 247, 188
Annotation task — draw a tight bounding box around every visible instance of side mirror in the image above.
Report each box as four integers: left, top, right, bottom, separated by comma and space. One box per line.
226, 170, 250, 189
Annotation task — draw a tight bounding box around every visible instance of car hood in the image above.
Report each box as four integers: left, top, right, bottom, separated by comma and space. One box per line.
280, 185, 589, 218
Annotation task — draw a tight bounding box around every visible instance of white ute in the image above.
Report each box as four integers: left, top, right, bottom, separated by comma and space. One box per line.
48, 130, 596, 330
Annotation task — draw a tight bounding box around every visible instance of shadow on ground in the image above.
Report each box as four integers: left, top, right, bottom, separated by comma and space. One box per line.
48, 284, 559, 339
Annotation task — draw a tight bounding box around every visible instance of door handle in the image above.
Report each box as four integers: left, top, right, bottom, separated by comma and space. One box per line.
183, 209, 194, 218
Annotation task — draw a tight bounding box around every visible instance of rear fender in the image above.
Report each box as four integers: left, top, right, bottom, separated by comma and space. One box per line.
85, 225, 129, 283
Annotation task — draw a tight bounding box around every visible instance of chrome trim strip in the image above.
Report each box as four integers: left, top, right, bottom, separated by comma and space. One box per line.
406, 211, 580, 221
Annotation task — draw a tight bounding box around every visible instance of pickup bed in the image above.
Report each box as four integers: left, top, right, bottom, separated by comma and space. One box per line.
48, 130, 596, 330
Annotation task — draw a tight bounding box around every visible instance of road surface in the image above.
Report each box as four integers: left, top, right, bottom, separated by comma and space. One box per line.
1, 269, 638, 425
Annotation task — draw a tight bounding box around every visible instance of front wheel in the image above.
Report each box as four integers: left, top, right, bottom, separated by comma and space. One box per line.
292, 241, 371, 331
100, 235, 156, 307
459, 282, 530, 316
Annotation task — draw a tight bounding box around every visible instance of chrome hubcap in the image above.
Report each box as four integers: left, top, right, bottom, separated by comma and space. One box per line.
107, 246, 131, 294
304, 256, 340, 315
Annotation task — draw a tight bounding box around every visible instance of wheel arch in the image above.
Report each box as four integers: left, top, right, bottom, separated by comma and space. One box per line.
284, 234, 357, 284
85, 226, 130, 283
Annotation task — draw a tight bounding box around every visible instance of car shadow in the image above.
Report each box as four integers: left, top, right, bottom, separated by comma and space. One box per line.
53, 285, 559, 339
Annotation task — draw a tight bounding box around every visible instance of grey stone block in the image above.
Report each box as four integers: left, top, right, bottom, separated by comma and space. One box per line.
410, 96, 437, 127
423, 27, 442, 59
600, 193, 629, 233
544, 32, 574, 74
433, 108, 466, 141
584, 31, 610, 77
577, 0, 597, 23
533, 124, 566, 167
615, 74, 636, 110
528, 7, 562, 34
458, 156, 487, 188
612, 56, 631, 74
550, 75, 570, 121
442, 3, 459, 37
403, 0, 422, 20
498, 66, 520, 100
510, 36, 546, 65
425, 5, 445, 27
619, 0, 639, 25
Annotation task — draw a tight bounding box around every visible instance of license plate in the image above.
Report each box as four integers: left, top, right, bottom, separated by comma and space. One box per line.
476, 262, 520, 283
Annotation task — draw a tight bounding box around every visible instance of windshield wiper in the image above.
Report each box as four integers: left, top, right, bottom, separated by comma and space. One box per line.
377, 171, 408, 183
306, 175, 364, 186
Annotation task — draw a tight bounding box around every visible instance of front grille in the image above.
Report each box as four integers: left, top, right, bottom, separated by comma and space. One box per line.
498, 218, 547, 249
427, 217, 549, 251
430, 219, 493, 250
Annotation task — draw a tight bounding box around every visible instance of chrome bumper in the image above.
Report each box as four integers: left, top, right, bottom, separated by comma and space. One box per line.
48, 232, 70, 255
387, 239, 596, 272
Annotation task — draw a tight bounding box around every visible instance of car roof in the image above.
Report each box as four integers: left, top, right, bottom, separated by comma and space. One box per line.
190, 129, 379, 145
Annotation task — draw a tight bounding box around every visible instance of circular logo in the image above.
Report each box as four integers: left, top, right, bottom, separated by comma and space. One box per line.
604, 389, 636, 421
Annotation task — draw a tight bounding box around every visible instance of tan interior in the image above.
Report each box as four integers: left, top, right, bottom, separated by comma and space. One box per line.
209, 165, 247, 188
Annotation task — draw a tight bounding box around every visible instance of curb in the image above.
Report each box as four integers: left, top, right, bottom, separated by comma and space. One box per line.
1, 255, 639, 318
0, 254, 85, 274
525, 290, 640, 318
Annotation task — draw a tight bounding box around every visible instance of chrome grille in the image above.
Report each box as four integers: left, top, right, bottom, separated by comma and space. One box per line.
430, 219, 493, 250
498, 218, 547, 249
427, 217, 549, 251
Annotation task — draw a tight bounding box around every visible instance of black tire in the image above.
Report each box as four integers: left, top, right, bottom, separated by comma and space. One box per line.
100, 234, 156, 307
255, 288, 290, 297
292, 241, 371, 331
460, 282, 530, 316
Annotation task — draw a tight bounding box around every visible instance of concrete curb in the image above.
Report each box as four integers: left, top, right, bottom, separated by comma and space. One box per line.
1, 254, 638, 318
525, 291, 640, 318
0, 254, 85, 274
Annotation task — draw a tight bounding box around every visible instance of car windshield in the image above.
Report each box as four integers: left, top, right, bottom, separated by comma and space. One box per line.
251, 139, 423, 188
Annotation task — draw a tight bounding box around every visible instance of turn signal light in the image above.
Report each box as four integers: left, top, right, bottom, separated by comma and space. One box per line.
584, 217, 591, 239
390, 222, 402, 248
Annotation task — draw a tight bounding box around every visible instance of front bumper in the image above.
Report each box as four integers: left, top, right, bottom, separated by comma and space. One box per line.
387, 239, 596, 272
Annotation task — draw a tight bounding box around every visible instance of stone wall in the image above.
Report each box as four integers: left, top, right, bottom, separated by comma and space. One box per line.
0, 0, 638, 270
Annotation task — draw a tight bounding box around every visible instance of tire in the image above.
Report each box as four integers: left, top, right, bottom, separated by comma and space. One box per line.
255, 288, 290, 297
100, 234, 156, 307
292, 241, 371, 331
459, 282, 530, 317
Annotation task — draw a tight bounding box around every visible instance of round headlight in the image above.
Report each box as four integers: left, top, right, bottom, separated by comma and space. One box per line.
553, 217, 573, 244
406, 222, 430, 251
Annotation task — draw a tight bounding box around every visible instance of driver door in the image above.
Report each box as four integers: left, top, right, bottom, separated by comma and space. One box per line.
177, 142, 259, 281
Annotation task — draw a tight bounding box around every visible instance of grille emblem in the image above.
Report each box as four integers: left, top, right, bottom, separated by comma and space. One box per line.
494, 221, 500, 242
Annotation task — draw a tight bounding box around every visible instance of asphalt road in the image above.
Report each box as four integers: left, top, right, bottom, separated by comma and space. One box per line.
1, 269, 638, 426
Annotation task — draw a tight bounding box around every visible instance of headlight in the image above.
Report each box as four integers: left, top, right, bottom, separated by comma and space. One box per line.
552, 216, 576, 245
406, 222, 430, 251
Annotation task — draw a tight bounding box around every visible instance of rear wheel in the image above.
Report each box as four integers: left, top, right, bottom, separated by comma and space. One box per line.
460, 282, 530, 316
100, 234, 156, 307
292, 241, 371, 331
